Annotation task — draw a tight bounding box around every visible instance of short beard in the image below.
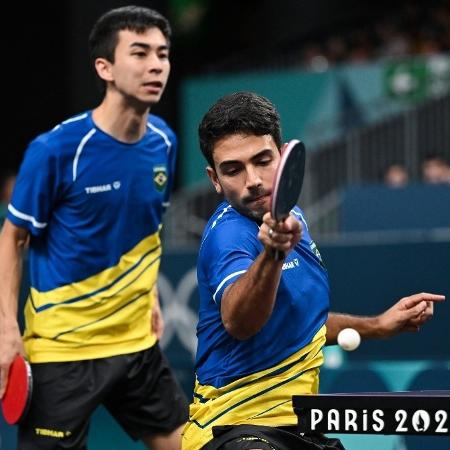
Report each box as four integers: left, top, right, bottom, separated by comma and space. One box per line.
232, 202, 265, 223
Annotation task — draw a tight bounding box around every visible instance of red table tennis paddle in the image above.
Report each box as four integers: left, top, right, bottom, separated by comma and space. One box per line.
270, 139, 306, 260
1, 354, 33, 425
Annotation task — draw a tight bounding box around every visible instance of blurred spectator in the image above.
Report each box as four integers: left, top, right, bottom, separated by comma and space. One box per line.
376, 21, 411, 58
192, 0, 449, 76
306, 0, 449, 70
383, 163, 410, 188
0, 169, 16, 226
325, 35, 348, 65
421, 154, 450, 184
347, 29, 373, 63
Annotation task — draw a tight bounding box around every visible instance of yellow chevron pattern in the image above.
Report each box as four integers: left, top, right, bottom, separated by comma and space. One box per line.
182, 326, 326, 449
23, 232, 161, 362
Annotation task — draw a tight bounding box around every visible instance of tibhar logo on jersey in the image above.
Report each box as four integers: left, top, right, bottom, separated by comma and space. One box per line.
282, 258, 300, 271
153, 165, 168, 192
85, 181, 121, 194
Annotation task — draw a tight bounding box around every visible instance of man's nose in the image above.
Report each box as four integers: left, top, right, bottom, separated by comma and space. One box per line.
246, 166, 262, 189
148, 53, 164, 72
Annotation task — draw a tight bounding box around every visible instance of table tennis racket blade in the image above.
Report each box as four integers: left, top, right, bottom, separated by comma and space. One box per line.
270, 139, 306, 260
270, 139, 305, 221
1, 354, 33, 425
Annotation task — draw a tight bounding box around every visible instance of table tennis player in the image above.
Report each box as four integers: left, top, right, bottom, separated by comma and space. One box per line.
0, 6, 188, 449
181, 92, 445, 450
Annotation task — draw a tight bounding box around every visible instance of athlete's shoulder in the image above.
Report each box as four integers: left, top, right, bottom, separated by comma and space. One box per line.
206, 201, 244, 229
31, 111, 94, 150
49, 111, 92, 136
201, 202, 256, 248
147, 114, 177, 146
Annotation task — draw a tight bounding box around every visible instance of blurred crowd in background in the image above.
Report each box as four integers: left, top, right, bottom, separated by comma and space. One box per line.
173, 0, 450, 74
384, 154, 450, 188
300, 1, 450, 71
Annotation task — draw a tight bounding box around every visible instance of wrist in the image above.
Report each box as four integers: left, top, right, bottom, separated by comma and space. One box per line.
0, 318, 20, 335
365, 315, 385, 339
264, 245, 285, 261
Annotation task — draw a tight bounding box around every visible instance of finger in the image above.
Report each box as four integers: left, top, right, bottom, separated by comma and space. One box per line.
402, 293, 445, 310
278, 215, 301, 232
410, 309, 433, 326
268, 229, 298, 248
409, 317, 428, 327
0, 367, 6, 399
420, 301, 434, 318
399, 300, 428, 322
276, 240, 297, 253
262, 212, 276, 229
274, 231, 296, 243
412, 301, 428, 316
258, 227, 277, 248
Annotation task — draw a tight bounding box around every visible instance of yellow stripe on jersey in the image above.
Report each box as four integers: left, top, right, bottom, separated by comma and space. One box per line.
182, 325, 326, 450
23, 232, 161, 362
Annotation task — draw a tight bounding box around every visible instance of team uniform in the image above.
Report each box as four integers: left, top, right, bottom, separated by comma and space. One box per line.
8, 111, 188, 448
182, 202, 330, 449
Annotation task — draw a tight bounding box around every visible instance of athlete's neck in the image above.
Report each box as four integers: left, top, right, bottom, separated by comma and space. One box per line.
92, 96, 150, 143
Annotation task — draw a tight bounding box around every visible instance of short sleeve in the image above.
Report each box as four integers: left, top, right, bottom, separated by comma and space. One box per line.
201, 217, 261, 305
7, 139, 59, 236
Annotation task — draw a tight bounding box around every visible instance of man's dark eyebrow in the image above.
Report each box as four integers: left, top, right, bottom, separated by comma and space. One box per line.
129, 42, 170, 51
218, 148, 274, 171
218, 160, 240, 171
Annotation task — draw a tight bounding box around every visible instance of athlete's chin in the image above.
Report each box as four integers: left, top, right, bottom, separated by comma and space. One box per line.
237, 205, 266, 222
141, 92, 164, 106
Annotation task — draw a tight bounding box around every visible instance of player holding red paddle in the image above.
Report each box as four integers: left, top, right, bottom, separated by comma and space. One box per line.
181, 92, 445, 450
1, 354, 32, 425
0, 5, 188, 449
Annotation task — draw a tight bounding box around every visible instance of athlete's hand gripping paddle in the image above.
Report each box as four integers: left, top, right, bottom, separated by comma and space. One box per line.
269, 139, 306, 260
1, 354, 33, 425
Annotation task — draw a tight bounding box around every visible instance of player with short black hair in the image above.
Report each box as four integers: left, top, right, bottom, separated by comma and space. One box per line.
182, 92, 444, 450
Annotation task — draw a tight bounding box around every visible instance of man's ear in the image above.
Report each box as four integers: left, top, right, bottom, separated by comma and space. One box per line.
206, 167, 222, 194
94, 57, 114, 82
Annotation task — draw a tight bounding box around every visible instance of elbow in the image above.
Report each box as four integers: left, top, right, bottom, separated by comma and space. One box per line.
223, 319, 259, 341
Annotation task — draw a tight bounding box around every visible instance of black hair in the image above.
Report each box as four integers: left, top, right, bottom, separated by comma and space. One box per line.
198, 92, 282, 168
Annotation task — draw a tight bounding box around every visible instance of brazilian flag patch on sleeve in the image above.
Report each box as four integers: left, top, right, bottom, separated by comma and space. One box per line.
153, 165, 168, 192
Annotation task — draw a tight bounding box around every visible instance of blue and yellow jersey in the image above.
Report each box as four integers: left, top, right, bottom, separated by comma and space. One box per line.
182, 202, 329, 449
7, 111, 176, 362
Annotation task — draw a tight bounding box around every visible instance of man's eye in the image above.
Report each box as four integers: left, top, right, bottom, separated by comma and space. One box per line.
224, 168, 240, 176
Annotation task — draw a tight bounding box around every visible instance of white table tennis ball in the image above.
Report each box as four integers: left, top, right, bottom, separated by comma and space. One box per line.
337, 328, 361, 351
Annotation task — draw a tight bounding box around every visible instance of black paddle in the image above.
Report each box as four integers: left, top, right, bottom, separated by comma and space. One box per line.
270, 139, 306, 260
